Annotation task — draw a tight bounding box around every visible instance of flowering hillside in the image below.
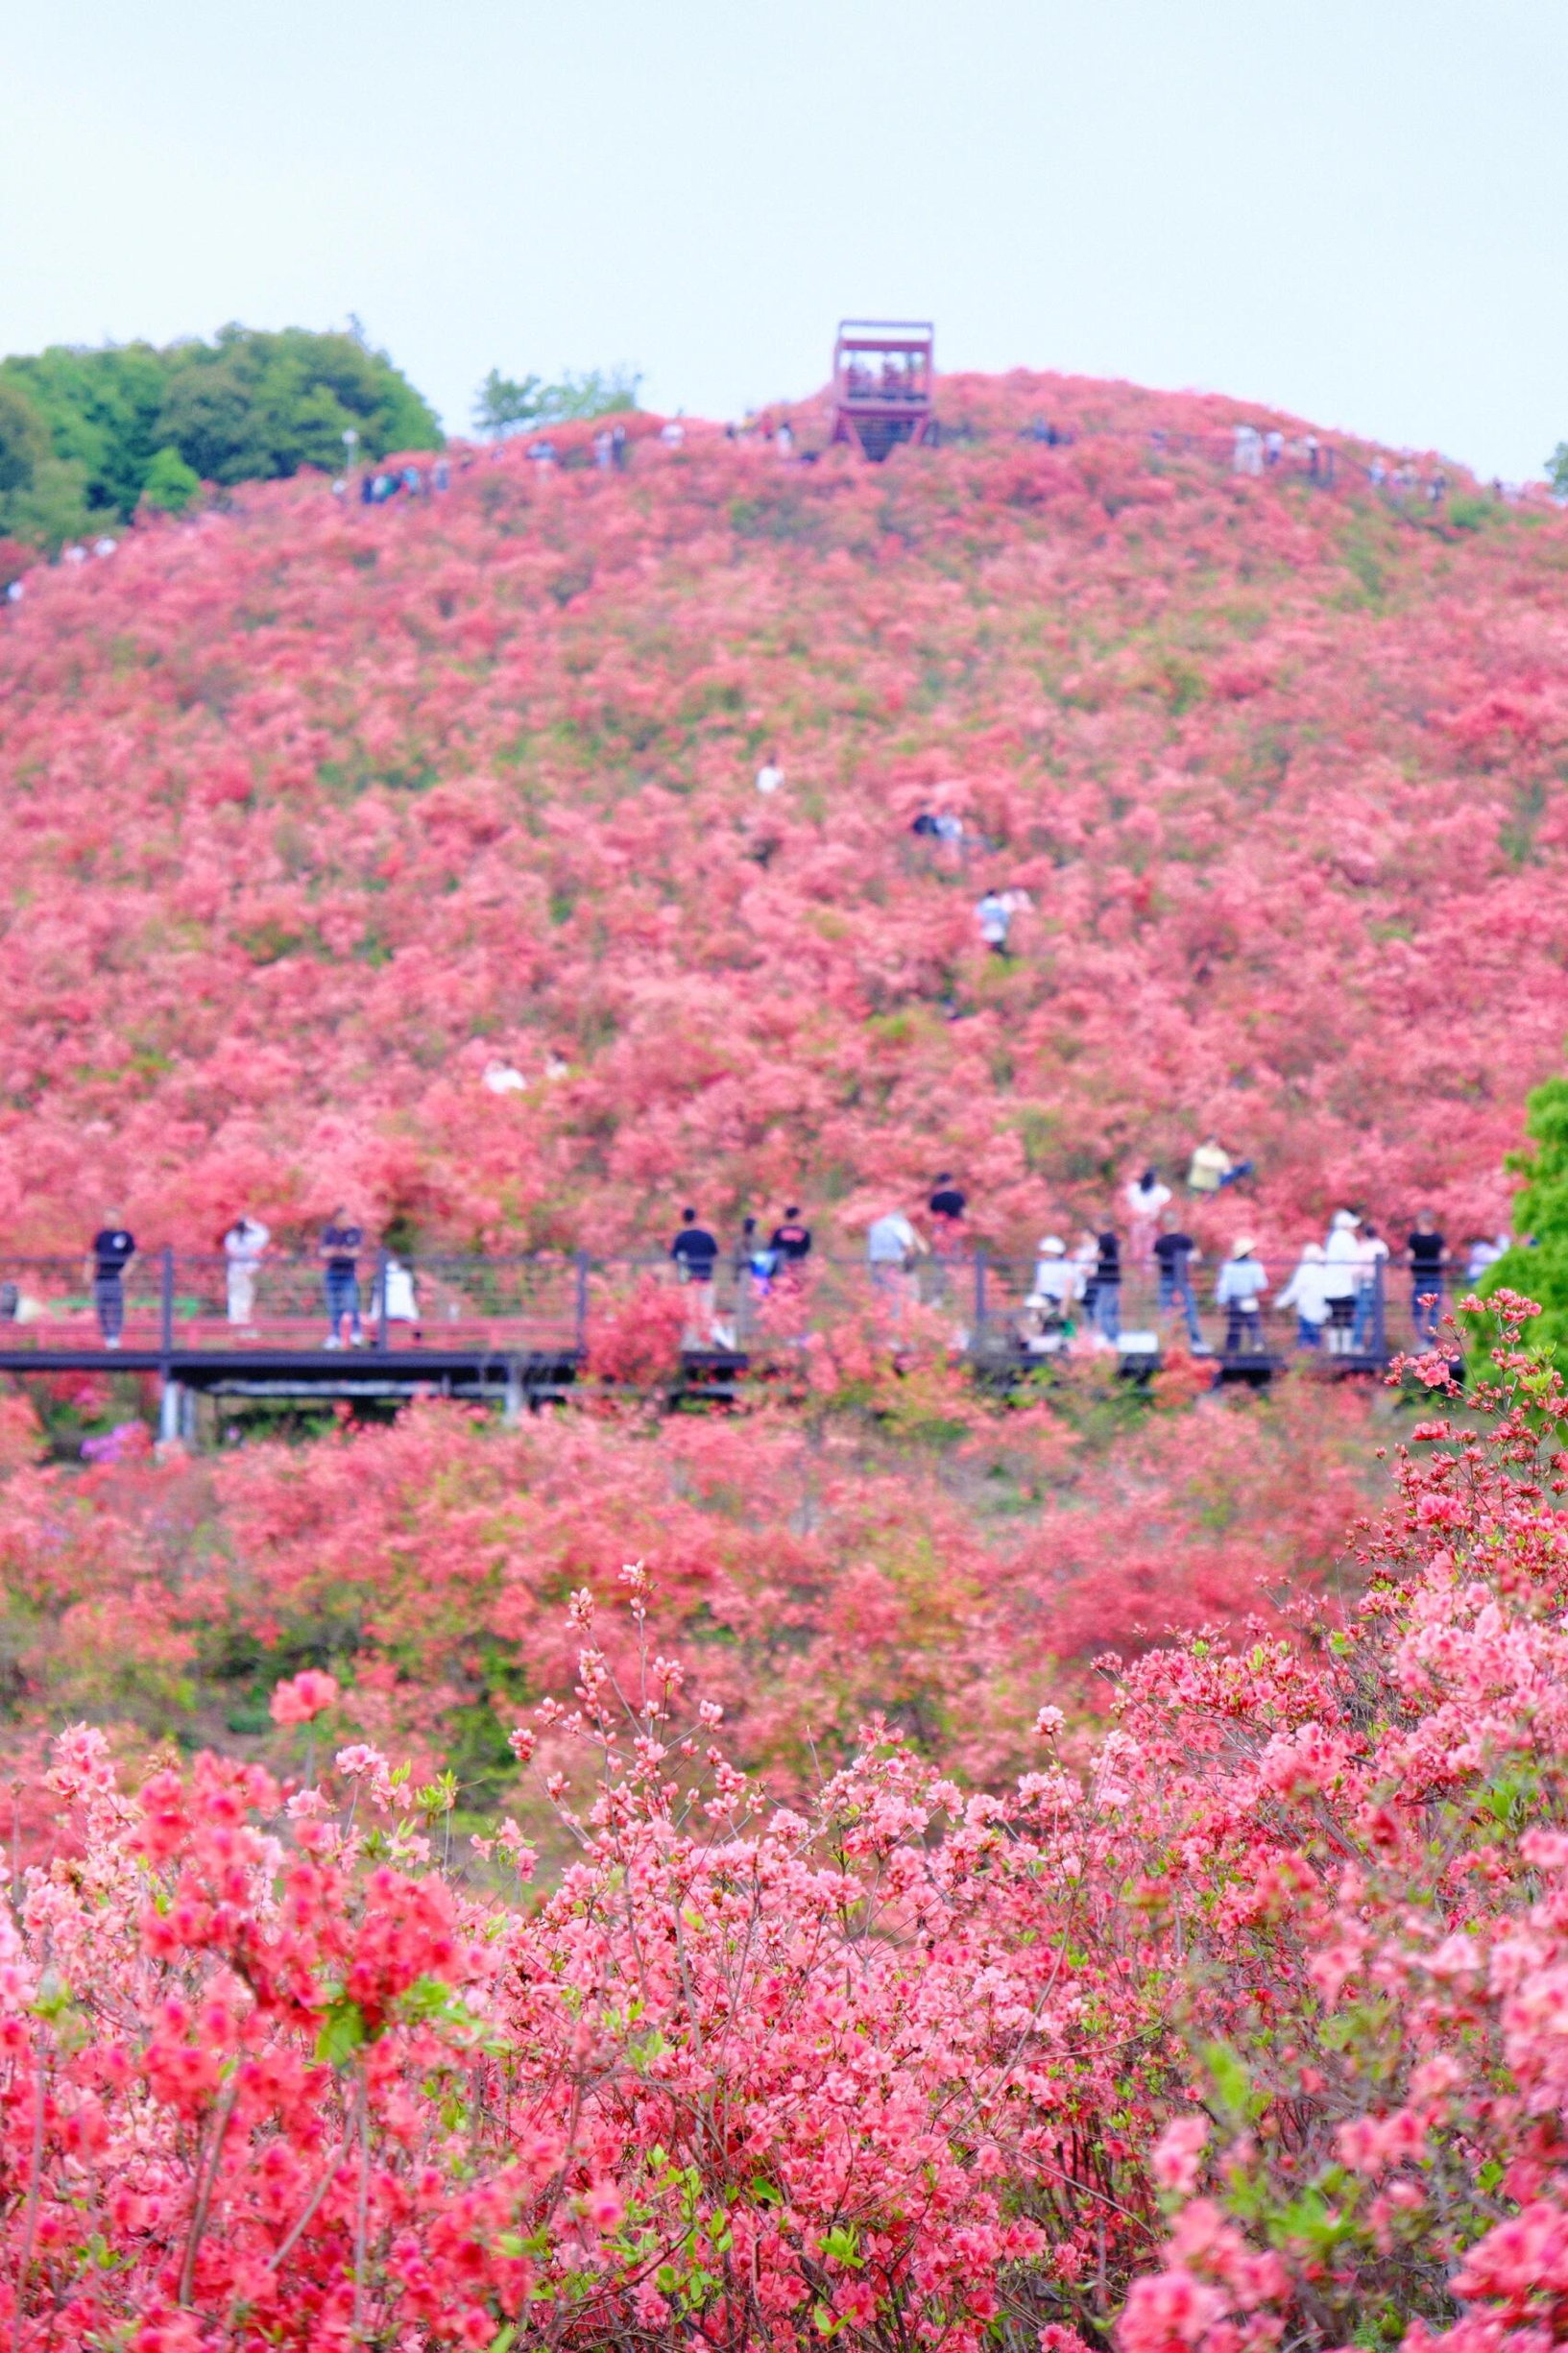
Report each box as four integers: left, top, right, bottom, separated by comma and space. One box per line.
1, 370, 1563, 1257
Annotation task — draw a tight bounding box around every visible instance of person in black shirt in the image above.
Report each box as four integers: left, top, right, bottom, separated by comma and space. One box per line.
1407, 1213, 1449, 1345
929, 1174, 966, 1224
670, 1206, 718, 1283
318, 1207, 365, 1347
671, 1206, 719, 1346
88, 1211, 135, 1348
769, 1206, 812, 1278
1152, 1214, 1203, 1347
1093, 1229, 1122, 1344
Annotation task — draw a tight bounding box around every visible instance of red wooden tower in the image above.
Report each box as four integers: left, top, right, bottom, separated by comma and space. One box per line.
830, 320, 935, 461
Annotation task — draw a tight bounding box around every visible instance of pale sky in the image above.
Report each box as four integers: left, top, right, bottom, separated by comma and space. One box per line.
6, 0, 1566, 479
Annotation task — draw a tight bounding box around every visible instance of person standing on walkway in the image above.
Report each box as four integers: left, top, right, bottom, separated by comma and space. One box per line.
1322, 1210, 1362, 1355
768, 1206, 812, 1273
1274, 1242, 1330, 1348
1352, 1222, 1389, 1353
223, 1213, 270, 1329
1216, 1238, 1268, 1354
1152, 1213, 1204, 1348
1407, 1212, 1450, 1344
670, 1206, 720, 1345
89, 1211, 135, 1349
319, 1208, 365, 1347
1092, 1229, 1122, 1344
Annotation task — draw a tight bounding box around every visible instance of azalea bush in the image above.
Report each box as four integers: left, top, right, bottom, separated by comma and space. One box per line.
0, 1371, 1374, 1804
0, 1296, 1563, 2347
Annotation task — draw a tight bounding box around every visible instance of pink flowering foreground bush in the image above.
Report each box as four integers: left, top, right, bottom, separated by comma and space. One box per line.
1, 1296, 1567, 2348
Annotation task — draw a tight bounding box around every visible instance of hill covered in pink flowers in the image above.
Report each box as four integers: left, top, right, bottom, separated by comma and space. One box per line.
2, 369, 1562, 1258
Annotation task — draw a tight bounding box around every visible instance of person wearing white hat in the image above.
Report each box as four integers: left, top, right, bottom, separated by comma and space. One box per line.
1323, 1210, 1362, 1355
1216, 1236, 1268, 1355
1031, 1234, 1077, 1306
1274, 1241, 1330, 1348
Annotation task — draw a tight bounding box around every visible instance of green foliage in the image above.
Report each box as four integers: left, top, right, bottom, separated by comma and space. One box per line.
138, 446, 201, 516
157, 323, 441, 484
1478, 1071, 1568, 1354
0, 323, 443, 549
1548, 441, 1568, 496
472, 363, 641, 439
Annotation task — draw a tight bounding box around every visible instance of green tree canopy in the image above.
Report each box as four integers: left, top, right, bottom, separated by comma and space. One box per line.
1478, 1071, 1568, 1352
0, 323, 443, 549
138, 446, 201, 516
472, 364, 641, 440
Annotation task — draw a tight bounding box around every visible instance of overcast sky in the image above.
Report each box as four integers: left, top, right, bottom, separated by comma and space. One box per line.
6, 0, 1565, 479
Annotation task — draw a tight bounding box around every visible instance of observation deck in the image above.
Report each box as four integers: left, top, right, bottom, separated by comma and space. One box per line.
830, 321, 936, 461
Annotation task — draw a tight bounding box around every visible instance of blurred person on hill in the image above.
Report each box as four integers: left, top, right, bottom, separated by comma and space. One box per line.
755, 751, 784, 796
1352, 1221, 1390, 1352
1124, 1166, 1171, 1267
1323, 1209, 1362, 1355
611, 422, 627, 468
768, 1206, 812, 1272
976, 887, 1012, 956
1217, 1237, 1268, 1354
1187, 1135, 1252, 1194
318, 1208, 365, 1348
1092, 1229, 1122, 1344
88, 1211, 135, 1349
1274, 1242, 1330, 1349
670, 1207, 719, 1345
1466, 1231, 1510, 1283
1407, 1211, 1450, 1344
1152, 1212, 1204, 1349
223, 1213, 270, 1329
928, 1173, 966, 1239
374, 1255, 421, 1342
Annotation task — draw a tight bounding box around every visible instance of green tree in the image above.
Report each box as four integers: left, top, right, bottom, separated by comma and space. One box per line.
1478, 1073, 1568, 1353
1548, 443, 1568, 497
157, 324, 441, 484
471, 364, 641, 439
137, 445, 201, 515
0, 343, 166, 518
472, 369, 545, 439
0, 379, 48, 502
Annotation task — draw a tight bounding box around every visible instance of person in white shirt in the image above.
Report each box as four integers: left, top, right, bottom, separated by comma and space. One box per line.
1031, 1235, 1078, 1306
223, 1214, 271, 1327
866, 1209, 928, 1332
1352, 1224, 1390, 1353
755, 752, 784, 796
1216, 1238, 1268, 1355
1274, 1243, 1330, 1348
1123, 1168, 1171, 1269
976, 890, 1012, 955
1322, 1210, 1362, 1355
482, 1060, 527, 1094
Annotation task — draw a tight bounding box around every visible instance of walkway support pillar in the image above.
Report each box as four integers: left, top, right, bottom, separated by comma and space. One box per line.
159, 1378, 182, 1444
503, 1360, 523, 1426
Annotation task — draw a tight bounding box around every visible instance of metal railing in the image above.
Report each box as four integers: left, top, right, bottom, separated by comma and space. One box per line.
0, 1247, 1442, 1374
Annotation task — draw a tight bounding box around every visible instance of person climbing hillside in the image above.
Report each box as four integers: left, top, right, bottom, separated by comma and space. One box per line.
975, 887, 1012, 956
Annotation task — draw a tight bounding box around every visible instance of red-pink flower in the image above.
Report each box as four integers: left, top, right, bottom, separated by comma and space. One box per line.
268, 1668, 341, 1726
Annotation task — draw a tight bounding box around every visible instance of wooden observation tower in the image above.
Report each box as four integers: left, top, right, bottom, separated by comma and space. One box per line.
830, 320, 935, 462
